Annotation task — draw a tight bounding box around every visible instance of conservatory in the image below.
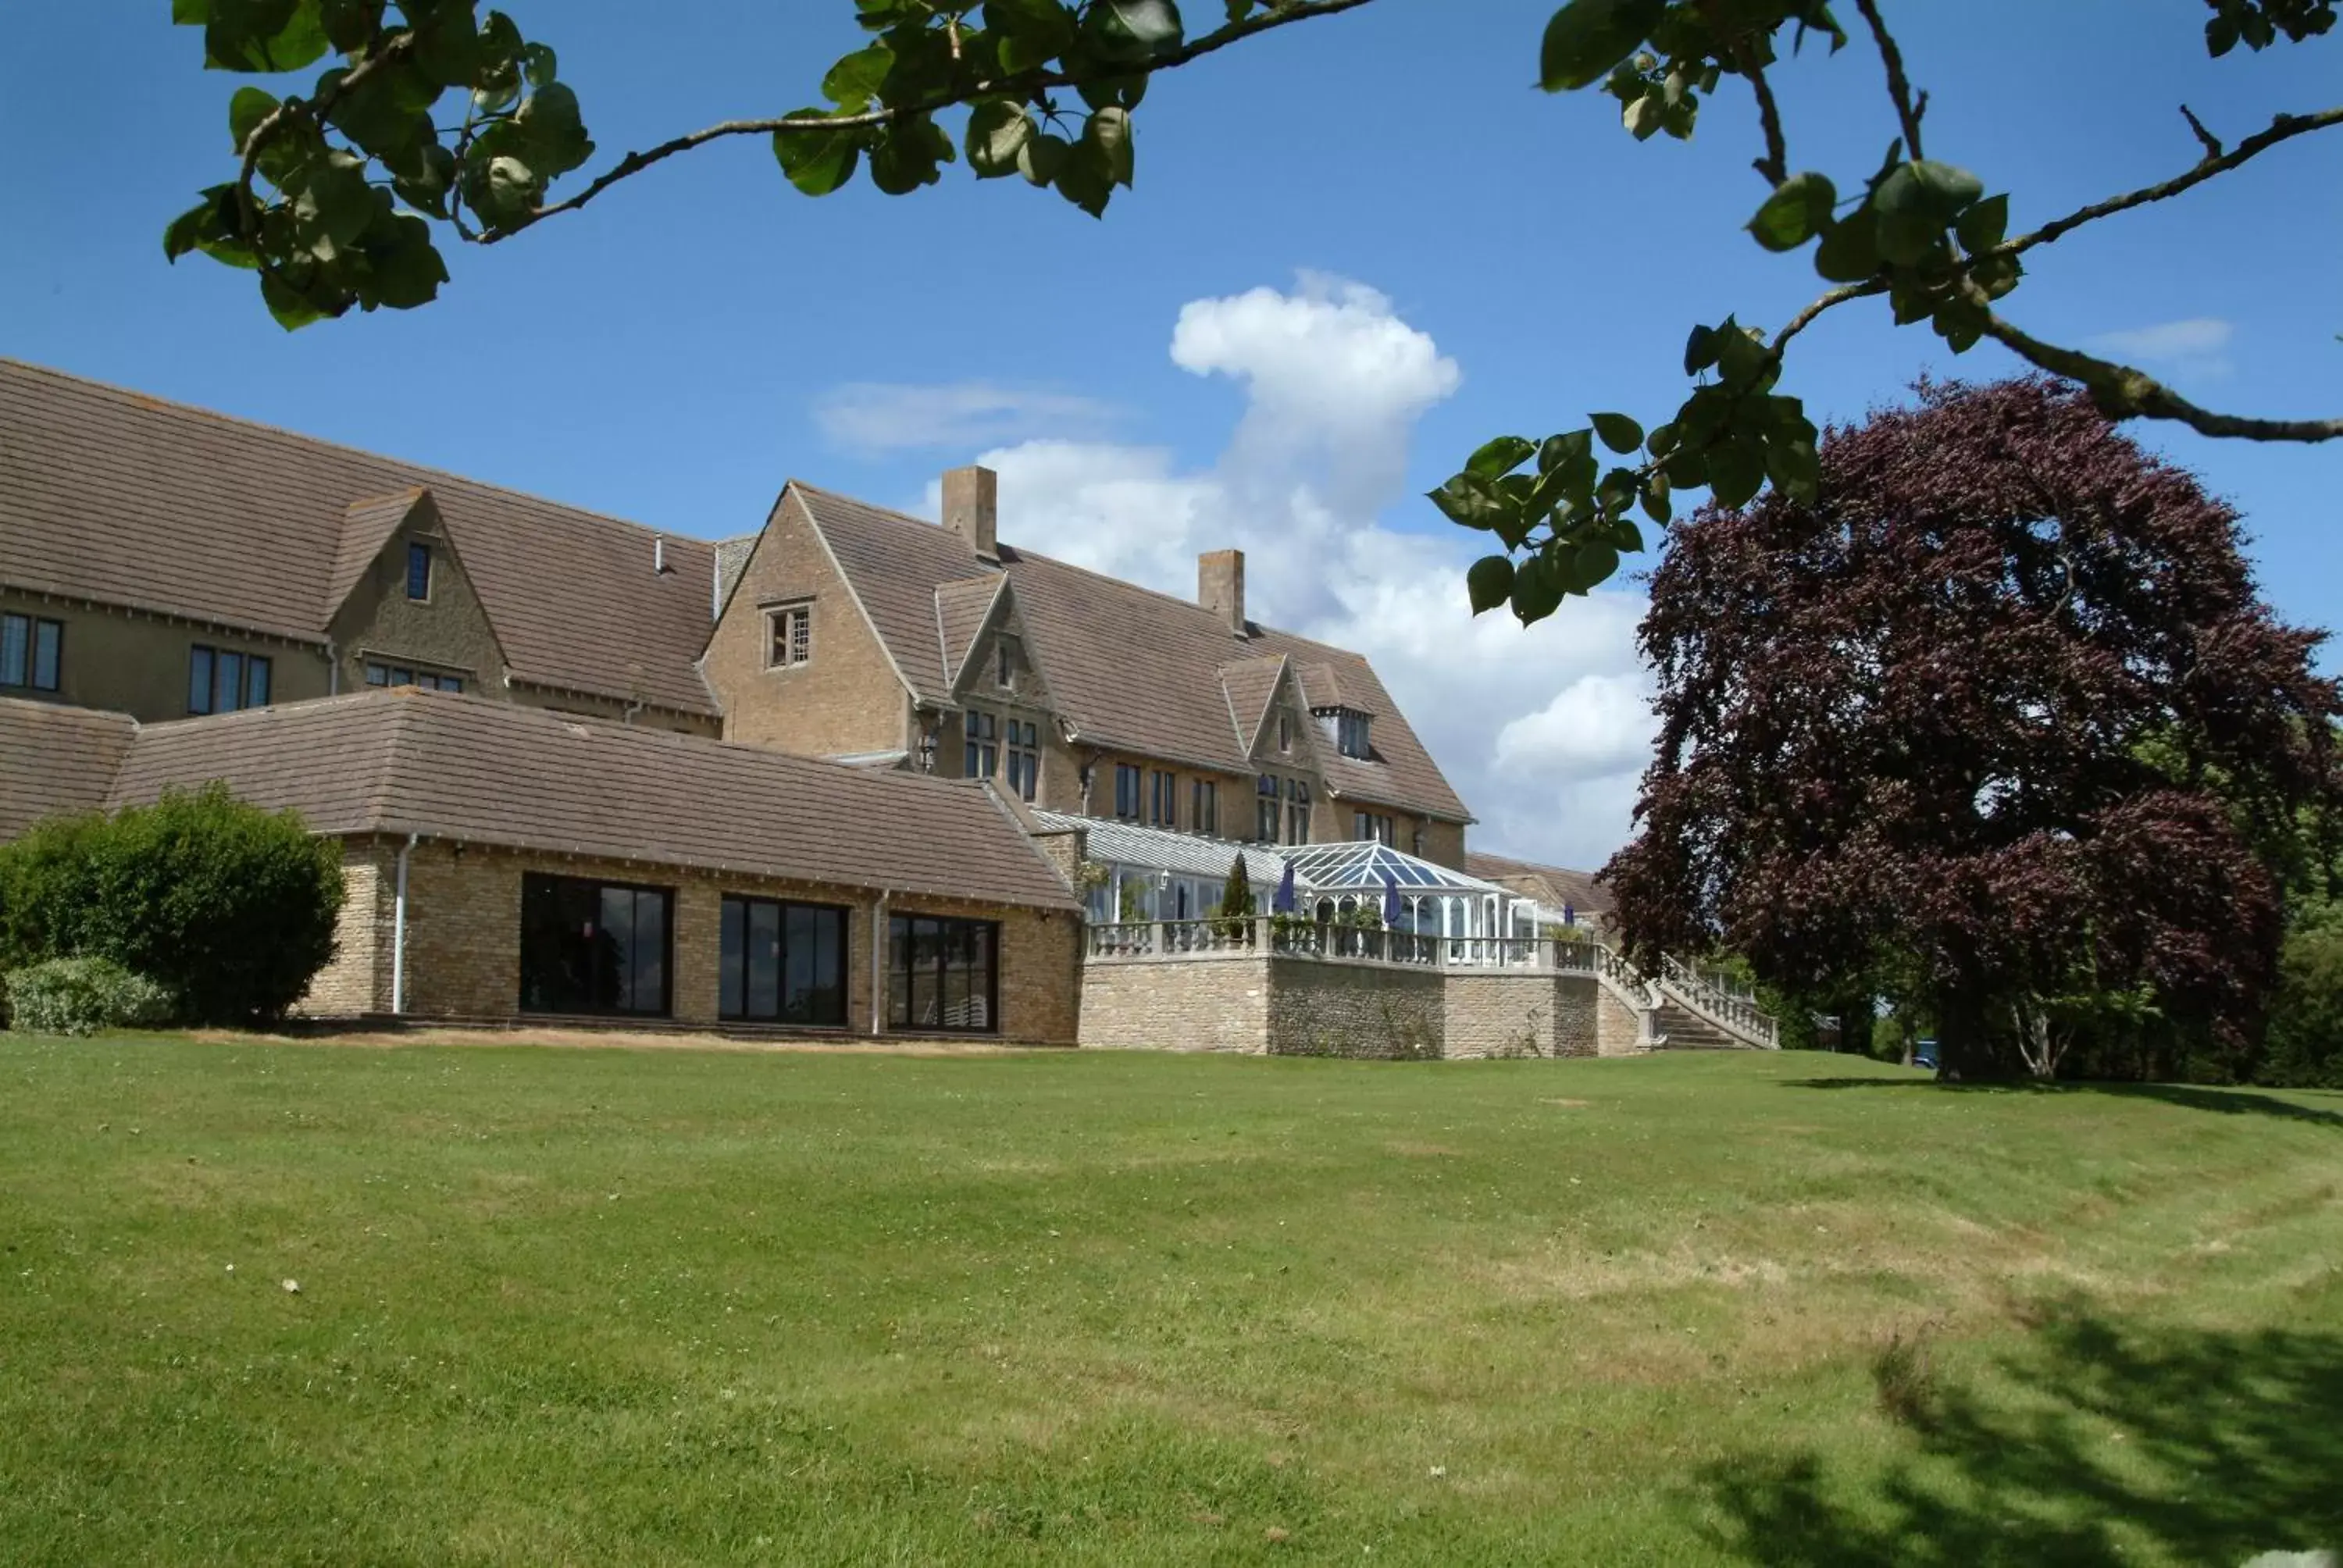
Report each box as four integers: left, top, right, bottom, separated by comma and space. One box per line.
1276, 840, 1539, 948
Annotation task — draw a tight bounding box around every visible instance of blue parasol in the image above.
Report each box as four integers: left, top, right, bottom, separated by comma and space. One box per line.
1273, 859, 1297, 914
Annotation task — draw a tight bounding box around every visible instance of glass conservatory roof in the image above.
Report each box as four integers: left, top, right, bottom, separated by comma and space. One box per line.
1277, 840, 1514, 896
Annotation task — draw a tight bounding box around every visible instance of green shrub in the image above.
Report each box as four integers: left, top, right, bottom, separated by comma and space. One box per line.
2261, 908, 2343, 1089
0, 784, 344, 1027
4, 957, 175, 1036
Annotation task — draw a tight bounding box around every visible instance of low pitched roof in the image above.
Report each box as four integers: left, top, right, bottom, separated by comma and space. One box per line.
96, 689, 1080, 911
0, 699, 137, 840
790, 484, 1471, 823
1464, 850, 1615, 918
0, 360, 718, 716
1033, 810, 1292, 887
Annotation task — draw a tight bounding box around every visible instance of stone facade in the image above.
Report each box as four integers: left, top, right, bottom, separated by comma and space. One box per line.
704, 495, 911, 757
1075, 950, 1636, 1060
1, 588, 330, 722
296, 838, 1081, 1046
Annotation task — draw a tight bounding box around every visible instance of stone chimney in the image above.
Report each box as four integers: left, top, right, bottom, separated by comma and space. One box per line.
942, 465, 998, 561
1199, 548, 1246, 635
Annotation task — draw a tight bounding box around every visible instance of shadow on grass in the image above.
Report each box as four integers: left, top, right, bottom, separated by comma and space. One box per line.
1781, 1076, 2343, 1129
1698, 1306, 2343, 1566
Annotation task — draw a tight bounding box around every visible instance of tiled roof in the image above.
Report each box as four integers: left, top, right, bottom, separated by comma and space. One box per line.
1032, 810, 1293, 887
0, 699, 136, 841
791, 485, 1471, 822
0, 360, 718, 715
1296, 661, 1379, 716
1218, 655, 1287, 756
100, 689, 1079, 910
935, 576, 1004, 688
1465, 850, 1615, 918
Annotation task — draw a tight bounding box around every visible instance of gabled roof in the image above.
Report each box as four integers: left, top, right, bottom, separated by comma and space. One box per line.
1218, 654, 1288, 757
328, 490, 430, 615
789, 484, 1471, 821
0, 699, 137, 841
1465, 850, 1615, 918
0, 360, 718, 716
98, 689, 1080, 911
1296, 661, 1379, 716
935, 576, 1006, 688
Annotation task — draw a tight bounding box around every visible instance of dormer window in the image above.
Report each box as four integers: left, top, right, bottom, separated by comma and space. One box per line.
1316, 707, 1371, 760
1277, 711, 1293, 752
997, 636, 1022, 690
766, 602, 812, 668
406, 541, 433, 601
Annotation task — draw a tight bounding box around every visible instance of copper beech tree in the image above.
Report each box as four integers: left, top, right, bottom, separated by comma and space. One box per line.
1599, 379, 2343, 1081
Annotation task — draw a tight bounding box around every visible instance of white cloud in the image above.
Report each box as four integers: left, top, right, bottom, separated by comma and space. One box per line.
814, 381, 1121, 454
2084, 317, 2234, 377
920, 272, 1654, 871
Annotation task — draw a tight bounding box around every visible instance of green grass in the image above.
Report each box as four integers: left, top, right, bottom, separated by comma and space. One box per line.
2, 1038, 2339, 1566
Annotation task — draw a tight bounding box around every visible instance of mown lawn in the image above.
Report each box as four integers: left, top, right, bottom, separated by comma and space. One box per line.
1, 1036, 2338, 1566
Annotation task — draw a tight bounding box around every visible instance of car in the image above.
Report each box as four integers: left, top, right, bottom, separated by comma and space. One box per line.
1911, 1039, 1939, 1071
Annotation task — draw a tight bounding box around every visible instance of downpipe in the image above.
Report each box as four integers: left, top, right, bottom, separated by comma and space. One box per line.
390, 833, 418, 1016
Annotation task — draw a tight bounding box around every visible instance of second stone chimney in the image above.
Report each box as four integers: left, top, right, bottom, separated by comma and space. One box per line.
942, 465, 998, 561
1199, 548, 1246, 635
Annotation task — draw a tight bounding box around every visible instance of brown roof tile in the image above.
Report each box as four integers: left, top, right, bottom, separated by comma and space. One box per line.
1218, 655, 1288, 757
0, 360, 718, 715
327, 490, 430, 617
0, 698, 136, 840
1465, 850, 1614, 918
793, 484, 1471, 821
105, 689, 1080, 911
935, 576, 1005, 688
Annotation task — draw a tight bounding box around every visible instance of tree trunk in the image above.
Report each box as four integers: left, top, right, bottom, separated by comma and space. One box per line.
1932, 988, 2013, 1082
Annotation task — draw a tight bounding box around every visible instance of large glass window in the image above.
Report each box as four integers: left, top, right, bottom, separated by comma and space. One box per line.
1114, 763, 1141, 821
519, 874, 672, 1017
1003, 718, 1039, 801
1148, 768, 1178, 829
887, 914, 998, 1034
1192, 779, 1218, 836
1255, 774, 1280, 842
1355, 811, 1394, 846
719, 896, 847, 1025
1, 614, 62, 693
965, 709, 998, 780
1286, 778, 1312, 845
187, 644, 272, 715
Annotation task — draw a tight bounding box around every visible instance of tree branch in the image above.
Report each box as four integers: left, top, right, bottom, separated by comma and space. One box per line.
1735, 44, 1789, 186
1851, 0, 1925, 158
499, 0, 1377, 235
1772, 278, 1885, 355
2000, 105, 2343, 262
1970, 295, 2343, 442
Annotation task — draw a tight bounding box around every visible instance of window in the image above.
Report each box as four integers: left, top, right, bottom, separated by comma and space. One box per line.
965, 709, 998, 779
1004, 718, 1040, 801
996, 635, 1022, 690
887, 914, 997, 1033
519, 874, 671, 1017
1355, 811, 1395, 846
1191, 779, 1218, 836
187, 644, 272, 715
1149, 768, 1178, 829
720, 896, 848, 1025
1277, 711, 1293, 752
1256, 774, 1280, 842
1320, 708, 1372, 760
364, 662, 462, 693
405, 541, 433, 601
1, 614, 62, 693
1114, 763, 1142, 821
767, 603, 812, 668
1286, 778, 1312, 845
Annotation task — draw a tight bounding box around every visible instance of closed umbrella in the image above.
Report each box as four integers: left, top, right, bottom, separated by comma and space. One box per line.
1273, 859, 1296, 914
1382, 873, 1401, 928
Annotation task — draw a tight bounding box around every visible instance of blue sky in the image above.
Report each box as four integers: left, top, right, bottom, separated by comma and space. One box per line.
4, 2, 2337, 864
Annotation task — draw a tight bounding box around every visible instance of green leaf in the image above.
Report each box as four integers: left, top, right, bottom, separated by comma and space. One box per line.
227, 86, 278, 152
868, 116, 954, 196
1622, 92, 1662, 140
1591, 412, 1643, 454
1639, 476, 1673, 526
1084, 105, 1134, 188
1747, 170, 1836, 252
1467, 435, 1536, 479
1465, 554, 1515, 615
1539, 0, 1666, 91
1682, 324, 1717, 376
355, 209, 448, 308
1812, 212, 1879, 282
515, 81, 593, 177
1426, 474, 1507, 530
1706, 437, 1765, 508
1084, 0, 1184, 64
205, 0, 329, 72
966, 99, 1033, 178
1510, 551, 1564, 625
1955, 192, 2008, 256
1538, 429, 1592, 475
1564, 540, 1619, 593
1017, 130, 1069, 187
1712, 323, 1768, 390
259, 269, 333, 330
521, 41, 558, 88
822, 42, 893, 109
772, 109, 864, 196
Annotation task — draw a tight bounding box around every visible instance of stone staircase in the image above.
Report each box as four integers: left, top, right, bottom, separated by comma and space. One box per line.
1650, 998, 1752, 1050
